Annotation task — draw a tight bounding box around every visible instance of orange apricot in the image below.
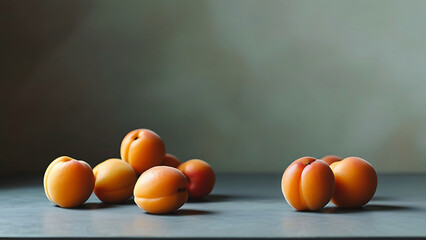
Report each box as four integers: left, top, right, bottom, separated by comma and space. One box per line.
162, 153, 181, 168
321, 155, 343, 165
44, 156, 95, 208
330, 156, 377, 208
281, 156, 335, 211
120, 129, 166, 174
134, 166, 188, 214
93, 158, 137, 203
178, 159, 215, 199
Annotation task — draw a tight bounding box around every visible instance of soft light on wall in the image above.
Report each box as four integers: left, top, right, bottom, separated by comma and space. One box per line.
1, 0, 426, 177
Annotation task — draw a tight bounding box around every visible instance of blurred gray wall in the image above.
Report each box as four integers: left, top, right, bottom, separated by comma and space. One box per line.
1, 0, 426, 176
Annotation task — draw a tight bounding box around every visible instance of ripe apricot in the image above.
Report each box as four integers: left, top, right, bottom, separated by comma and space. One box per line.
162, 153, 181, 168
134, 166, 188, 214
330, 156, 377, 208
120, 129, 166, 174
93, 158, 137, 203
321, 155, 342, 165
178, 159, 215, 199
281, 157, 335, 211
44, 156, 95, 208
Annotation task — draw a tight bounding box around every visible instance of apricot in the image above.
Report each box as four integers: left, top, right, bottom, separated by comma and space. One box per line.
44, 156, 95, 208
120, 129, 166, 174
93, 158, 137, 203
330, 156, 377, 208
134, 166, 188, 214
281, 157, 335, 211
178, 159, 215, 199
321, 155, 343, 165
162, 153, 181, 168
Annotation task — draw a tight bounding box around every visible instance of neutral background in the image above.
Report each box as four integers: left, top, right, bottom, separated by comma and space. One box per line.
1, 0, 426, 177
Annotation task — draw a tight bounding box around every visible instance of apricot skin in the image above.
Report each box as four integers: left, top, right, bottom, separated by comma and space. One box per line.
162, 153, 181, 168
93, 158, 137, 203
330, 156, 377, 208
178, 159, 215, 199
281, 157, 335, 211
134, 166, 188, 214
44, 156, 95, 208
120, 129, 166, 174
321, 155, 342, 165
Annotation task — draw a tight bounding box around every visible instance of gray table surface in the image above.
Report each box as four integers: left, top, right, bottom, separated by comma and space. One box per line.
0, 173, 425, 239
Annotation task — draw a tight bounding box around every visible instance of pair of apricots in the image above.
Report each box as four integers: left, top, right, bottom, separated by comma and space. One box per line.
44, 129, 216, 214
281, 155, 378, 211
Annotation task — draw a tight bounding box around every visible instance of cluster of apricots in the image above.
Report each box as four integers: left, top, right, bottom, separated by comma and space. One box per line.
281, 155, 377, 211
43, 129, 216, 214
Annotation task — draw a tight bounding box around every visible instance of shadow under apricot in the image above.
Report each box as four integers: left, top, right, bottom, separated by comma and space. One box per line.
57, 202, 116, 210
114, 198, 135, 205
145, 209, 214, 216
319, 204, 415, 214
